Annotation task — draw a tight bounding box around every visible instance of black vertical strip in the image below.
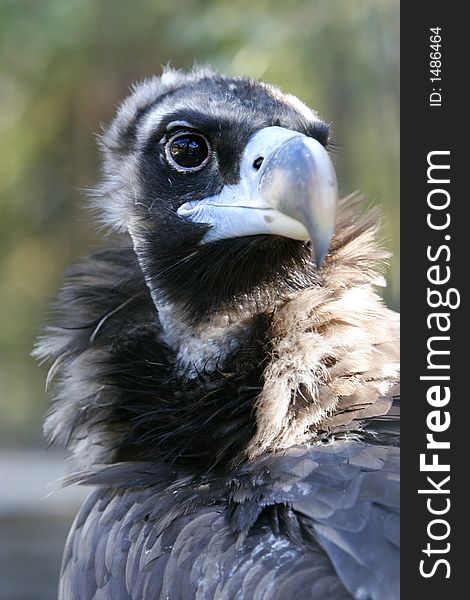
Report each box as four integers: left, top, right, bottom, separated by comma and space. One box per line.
401, 3, 465, 597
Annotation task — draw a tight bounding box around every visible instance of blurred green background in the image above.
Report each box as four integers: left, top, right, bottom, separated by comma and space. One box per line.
0, 0, 399, 449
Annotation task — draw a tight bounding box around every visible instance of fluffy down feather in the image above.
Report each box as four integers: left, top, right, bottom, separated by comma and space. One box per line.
35, 196, 399, 471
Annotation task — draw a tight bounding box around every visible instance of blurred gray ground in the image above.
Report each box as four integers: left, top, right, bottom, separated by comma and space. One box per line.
0, 450, 90, 600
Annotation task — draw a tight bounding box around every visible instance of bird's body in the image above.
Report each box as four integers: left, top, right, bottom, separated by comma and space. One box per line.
60, 440, 398, 600
36, 68, 399, 599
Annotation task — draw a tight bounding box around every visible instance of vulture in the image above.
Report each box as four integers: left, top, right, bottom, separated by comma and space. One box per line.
35, 67, 400, 600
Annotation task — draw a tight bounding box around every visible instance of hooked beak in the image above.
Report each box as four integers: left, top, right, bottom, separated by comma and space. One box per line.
177, 126, 338, 266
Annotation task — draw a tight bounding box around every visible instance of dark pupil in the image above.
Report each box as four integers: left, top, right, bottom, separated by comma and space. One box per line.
170, 134, 208, 168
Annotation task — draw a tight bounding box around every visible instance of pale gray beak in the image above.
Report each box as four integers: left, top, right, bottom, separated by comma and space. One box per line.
177, 126, 338, 266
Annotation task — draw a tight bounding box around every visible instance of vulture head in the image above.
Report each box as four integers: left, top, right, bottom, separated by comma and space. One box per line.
102, 69, 337, 325
35, 66, 399, 600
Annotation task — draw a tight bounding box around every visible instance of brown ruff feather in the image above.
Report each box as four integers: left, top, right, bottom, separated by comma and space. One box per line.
36, 195, 399, 470
246, 194, 399, 458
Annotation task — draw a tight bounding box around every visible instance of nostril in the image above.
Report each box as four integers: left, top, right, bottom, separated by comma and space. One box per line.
253, 156, 264, 171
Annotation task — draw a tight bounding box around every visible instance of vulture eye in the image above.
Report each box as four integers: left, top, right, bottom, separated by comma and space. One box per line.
166, 132, 211, 171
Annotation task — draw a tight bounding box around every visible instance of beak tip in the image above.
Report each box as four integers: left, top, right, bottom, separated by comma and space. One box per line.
312, 245, 327, 268
309, 224, 334, 269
